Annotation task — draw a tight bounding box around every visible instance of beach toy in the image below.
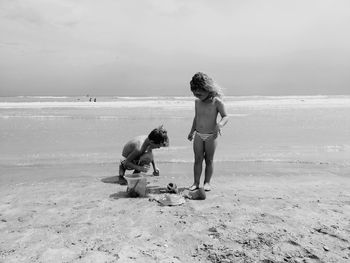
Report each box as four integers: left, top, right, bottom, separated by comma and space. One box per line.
157, 194, 185, 206
166, 182, 178, 194
187, 188, 206, 200
124, 173, 147, 197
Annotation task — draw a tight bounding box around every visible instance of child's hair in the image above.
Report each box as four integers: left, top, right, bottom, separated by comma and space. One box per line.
148, 126, 169, 146
190, 72, 223, 98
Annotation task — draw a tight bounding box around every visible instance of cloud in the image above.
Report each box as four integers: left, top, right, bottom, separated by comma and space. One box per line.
0, 0, 81, 27
1, 0, 350, 95
1, 0, 44, 25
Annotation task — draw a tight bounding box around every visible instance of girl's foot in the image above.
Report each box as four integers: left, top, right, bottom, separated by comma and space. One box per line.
203, 183, 211, 192
188, 184, 199, 191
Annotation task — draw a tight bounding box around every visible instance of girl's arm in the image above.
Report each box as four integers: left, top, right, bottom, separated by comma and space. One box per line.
190, 116, 196, 133
188, 100, 197, 141
215, 98, 229, 133
188, 116, 196, 141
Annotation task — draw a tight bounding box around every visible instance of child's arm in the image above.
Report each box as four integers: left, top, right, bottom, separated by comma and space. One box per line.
188, 116, 196, 141
188, 100, 197, 141
214, 98, 229, 134
151, 160, 160, 176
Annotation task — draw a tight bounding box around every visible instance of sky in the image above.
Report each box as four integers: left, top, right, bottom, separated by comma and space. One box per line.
1, 0, 350, 96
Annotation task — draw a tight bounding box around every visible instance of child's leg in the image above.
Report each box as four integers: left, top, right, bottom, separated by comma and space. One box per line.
193, 133, 205, 187
203, 137, 218, 185
119, 161, 126, 176
121, 159, 139, 174
133, 152, 153, 173
139, 152, 153, 165
118, 160, 128, 185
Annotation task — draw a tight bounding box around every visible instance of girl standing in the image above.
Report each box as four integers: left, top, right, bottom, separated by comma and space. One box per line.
187, 72, 229, 191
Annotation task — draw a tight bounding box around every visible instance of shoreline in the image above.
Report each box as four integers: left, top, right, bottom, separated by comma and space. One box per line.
1, 162, 349, 262
2, 95, 350, 110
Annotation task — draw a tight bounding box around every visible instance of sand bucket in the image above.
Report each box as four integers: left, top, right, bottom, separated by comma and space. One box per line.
124, 173, 147, 197
188, 188, 206, 200
182, 188, 206, 200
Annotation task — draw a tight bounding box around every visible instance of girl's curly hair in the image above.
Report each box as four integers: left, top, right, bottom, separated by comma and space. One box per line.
190, 72, 223, 98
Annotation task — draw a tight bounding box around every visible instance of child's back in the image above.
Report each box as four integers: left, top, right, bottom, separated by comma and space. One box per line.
122, 135, 147, 158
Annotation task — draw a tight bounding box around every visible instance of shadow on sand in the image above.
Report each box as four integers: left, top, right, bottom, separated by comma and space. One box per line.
108, 185, 188, 200
101, 175, 127, 185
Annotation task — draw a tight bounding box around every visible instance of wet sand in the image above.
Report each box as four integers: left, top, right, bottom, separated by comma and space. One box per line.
1, 161, 349, 262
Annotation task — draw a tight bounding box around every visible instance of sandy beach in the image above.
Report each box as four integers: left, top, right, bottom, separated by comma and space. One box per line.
1, 96, 350, 262
1, 161, 349, 263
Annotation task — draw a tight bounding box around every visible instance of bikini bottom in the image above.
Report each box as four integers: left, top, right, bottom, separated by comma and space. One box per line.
195, 131, 214, 142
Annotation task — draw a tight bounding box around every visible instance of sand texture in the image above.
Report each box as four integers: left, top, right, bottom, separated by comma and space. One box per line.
1, 162, 349, 263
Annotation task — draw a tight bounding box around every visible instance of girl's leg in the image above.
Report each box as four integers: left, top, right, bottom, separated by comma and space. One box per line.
203, 137, 218, 185
192, 133, 204, 188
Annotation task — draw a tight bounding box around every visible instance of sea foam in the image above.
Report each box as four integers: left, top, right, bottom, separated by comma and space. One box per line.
0, 96, 349, 109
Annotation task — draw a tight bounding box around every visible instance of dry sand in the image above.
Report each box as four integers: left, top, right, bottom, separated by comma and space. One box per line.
1, 162, 350, 263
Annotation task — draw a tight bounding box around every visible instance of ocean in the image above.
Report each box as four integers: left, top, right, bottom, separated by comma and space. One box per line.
1, 95, 350, 168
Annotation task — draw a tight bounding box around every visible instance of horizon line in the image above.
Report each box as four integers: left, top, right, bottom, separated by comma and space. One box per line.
1, 94, 350, 98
